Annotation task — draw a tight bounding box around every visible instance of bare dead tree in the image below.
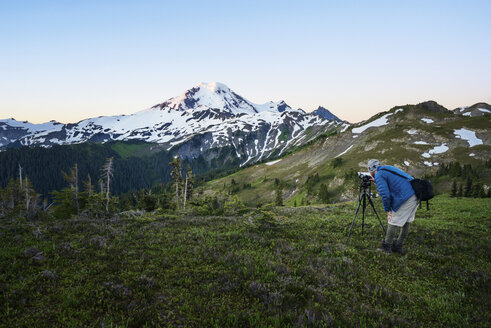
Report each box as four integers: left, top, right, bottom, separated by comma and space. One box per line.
25, 177, 30, 212
19, 164, 23, 189
184, 174, 188, 209
102, 157, 114, 215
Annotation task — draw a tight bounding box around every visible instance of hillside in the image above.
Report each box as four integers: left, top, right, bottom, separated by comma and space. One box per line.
0, 141, 234, 197
1, 196, 489, 326
205, 101, 491, 206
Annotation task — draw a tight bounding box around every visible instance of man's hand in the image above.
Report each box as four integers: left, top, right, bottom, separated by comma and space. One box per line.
387, 211, 392, 222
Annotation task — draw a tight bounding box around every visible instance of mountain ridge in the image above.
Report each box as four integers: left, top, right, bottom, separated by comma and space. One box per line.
0, 82, 342, 166
205, 100, 491, 206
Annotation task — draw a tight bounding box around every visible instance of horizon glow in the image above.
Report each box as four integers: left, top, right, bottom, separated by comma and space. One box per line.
1, 0, 490, 124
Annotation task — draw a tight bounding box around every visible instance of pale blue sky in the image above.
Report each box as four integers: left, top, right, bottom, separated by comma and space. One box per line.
1, 0, 490, 123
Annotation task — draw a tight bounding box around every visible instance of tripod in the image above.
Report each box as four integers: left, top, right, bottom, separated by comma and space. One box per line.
346, 181, 386, 245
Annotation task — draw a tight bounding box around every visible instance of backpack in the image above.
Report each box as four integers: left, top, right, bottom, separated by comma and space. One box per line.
379, 168, 434, 210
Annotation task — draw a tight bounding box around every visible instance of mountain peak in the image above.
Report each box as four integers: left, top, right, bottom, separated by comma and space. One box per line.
158, 81, 256, 114
153, 82, 299, 116
312, 106, 341, 122
415, 101, 449, 113
195, 81, 230, 94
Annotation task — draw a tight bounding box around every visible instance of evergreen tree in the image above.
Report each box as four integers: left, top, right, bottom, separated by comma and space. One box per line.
23, 176, 39, 216
472, 184, 483, 198
479, 185, 486, 198
293, 199, 297, 207
83, 174, 93, 197
487, 188, 491, 198
184, 165, 194, 208
170, 156, 183, 208
62, 163, 79, 215
275, 187, 283, 206
449, 162, 462, 177
450, 180, 457, 197
139, 189, 158, 211
0, 176, 40, 218
98, 179, 104, 199
458, 184, 463, 197
319, 183, 329, 203
464, 177, 473, 197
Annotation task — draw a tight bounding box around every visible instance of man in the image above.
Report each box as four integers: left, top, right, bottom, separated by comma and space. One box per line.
368, 159, 418, 254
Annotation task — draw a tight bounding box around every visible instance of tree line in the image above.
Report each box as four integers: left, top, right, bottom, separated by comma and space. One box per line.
0, 155, 201, 220
0, 141, 241, 199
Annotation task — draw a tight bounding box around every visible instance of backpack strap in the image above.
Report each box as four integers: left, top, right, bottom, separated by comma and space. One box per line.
378, 168, 412, 181
379, 168, 424, 208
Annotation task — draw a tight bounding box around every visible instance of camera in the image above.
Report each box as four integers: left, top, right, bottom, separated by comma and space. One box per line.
358, 172, 372, 188
358, 172, 371, 183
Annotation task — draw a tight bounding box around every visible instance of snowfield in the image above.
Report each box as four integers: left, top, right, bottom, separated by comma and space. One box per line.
352, 113, 392, 134
453, 128, 483, 147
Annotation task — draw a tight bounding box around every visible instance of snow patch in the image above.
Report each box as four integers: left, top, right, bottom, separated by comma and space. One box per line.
424, 161, 433, 166
453, 128, 483, 147
478, 108, 491, 114
394, 108, 404, 114
421, 144, 448, 158
407, 129, 418, 135
414, 141, 429, 145
404, 161, 410, 166
469, 153, 475, 157
429, 144, 449, 154
462, 112, 472, 117
265, 159, 282, 166
421, 118, 434, 124
352, 113, 392, 134
335, 145, 353, 158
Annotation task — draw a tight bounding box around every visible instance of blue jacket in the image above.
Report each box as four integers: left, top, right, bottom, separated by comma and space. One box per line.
374, 165, 415, 212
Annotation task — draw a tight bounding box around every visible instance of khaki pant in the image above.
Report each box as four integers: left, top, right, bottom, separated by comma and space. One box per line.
388, 195, 418, 227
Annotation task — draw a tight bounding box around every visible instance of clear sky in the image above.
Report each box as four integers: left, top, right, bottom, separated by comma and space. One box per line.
1, 0, 490, 123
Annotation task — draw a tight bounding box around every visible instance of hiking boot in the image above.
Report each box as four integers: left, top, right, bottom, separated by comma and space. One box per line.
377, 241, 392, 254
392, 242, 406, 255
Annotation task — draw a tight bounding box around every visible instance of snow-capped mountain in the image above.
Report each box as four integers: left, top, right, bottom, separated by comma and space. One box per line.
1, 82, 342, 165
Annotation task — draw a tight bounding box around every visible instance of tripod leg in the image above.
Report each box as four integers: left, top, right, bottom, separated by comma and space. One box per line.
362, 193, 366, 235
367, 195, 386, 234
346, 193, 363, 245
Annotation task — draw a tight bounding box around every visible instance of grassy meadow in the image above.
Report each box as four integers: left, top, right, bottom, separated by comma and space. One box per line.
1, 195, 490, 327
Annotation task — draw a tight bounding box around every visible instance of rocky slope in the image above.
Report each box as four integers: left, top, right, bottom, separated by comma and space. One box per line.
206, 101, 491, 205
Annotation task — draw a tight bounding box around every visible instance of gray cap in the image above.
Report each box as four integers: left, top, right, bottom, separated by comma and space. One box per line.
367, 159, 381, 173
